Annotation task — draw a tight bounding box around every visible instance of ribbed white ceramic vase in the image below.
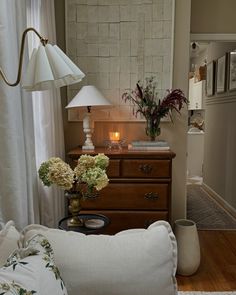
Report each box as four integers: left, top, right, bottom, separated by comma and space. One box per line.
174, 219, 200, 276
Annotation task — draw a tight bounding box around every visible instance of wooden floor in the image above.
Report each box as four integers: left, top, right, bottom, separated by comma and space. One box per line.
177, 230, 236, 291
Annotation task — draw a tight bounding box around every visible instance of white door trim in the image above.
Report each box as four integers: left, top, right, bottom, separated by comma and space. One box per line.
190, 33, 236, 41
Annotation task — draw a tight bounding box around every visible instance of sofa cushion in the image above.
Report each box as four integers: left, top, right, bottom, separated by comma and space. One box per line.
0, 221, 20, 267
0, 234, 68, 295
22, 221, 177, 295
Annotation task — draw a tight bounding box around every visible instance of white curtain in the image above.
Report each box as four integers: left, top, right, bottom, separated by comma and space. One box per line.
27, 0, 65, 227
0, 0, 40, 229
0, 0, 65, 229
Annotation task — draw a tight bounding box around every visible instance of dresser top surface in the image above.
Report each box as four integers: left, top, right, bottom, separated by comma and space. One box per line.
68, 147, 176, 159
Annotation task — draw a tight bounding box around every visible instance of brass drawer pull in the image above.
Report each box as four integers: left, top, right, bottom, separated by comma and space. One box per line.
139, 164, 153, 174
144, 192, 159, 200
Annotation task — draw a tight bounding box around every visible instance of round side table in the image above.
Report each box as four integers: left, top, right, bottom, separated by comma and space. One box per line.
58, 213, 110, 235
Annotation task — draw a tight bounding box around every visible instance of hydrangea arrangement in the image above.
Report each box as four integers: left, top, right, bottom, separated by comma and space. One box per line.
38, 154, 109, 196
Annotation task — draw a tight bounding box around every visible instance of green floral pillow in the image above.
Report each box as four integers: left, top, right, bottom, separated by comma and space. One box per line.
0, 234, 67, 295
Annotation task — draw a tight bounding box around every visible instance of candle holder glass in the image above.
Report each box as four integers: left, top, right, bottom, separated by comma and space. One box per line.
104, 139, 125, 151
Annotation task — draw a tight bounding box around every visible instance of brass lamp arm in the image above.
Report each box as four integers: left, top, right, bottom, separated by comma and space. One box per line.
0, 27, 48, 87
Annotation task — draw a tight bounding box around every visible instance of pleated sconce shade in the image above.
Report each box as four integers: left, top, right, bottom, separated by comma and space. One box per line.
22, 44, 85, 91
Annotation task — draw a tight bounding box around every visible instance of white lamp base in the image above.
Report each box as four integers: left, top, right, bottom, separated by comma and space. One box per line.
82, 112, 95, 150
82, 145, 94, 150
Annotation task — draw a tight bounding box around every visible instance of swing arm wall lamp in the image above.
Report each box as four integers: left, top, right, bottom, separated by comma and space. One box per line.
0, 27, 85, 91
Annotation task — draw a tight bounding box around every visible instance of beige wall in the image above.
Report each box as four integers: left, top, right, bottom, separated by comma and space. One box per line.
204, 101, 236, 209
203, 42, 236, 209
171, 0, 190, 221
191, 1, 236, 210
191, 0, 236, 34
55, 0, 191, 223
66, 0, 174, 122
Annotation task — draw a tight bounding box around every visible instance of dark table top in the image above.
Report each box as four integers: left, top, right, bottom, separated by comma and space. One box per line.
58, 213, 110, 234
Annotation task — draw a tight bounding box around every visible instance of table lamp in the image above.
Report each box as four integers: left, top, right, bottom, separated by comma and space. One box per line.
66, 85, 111, 150
0, 27, 85, 91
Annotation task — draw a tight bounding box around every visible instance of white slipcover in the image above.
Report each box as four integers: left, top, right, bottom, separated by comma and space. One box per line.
22, 221, 178, 295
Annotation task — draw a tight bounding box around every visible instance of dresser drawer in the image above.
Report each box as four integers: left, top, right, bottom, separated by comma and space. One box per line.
68, 147, 175, 234
81, 210, 168, 234
121, 159, 171, 178
107, 160, 120, 177
81, 183, 169, 210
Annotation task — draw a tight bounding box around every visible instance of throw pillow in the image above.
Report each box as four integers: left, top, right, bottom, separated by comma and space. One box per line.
0, 221, 20, 267
22, 221, 177, 295
0, 234, 68, 295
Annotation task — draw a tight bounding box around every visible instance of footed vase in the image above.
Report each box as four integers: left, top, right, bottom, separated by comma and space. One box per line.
66, 192, 83, 227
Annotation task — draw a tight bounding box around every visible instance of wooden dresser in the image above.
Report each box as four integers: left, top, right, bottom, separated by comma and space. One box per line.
68, 147, 176, 234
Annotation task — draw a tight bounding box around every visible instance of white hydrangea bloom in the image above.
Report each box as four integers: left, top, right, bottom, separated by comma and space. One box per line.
94, 153, 109, 170
48, 161, 74, 190
39, 154, 109, 196
81, 167, 109, 191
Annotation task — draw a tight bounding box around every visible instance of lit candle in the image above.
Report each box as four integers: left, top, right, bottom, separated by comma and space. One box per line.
109, 131, 120, 141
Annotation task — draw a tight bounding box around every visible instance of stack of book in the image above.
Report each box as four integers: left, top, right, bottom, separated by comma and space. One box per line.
128, 140, 170, 151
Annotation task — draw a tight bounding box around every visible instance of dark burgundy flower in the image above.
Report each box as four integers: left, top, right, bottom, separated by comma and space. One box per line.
122, 77, 188, 121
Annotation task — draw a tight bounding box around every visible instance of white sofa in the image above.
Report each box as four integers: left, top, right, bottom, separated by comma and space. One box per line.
0, 220, 178, 295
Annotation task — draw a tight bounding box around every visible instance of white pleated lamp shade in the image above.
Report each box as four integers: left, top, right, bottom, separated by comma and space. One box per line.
22, 44, 85, 91
66, 85, 111, 108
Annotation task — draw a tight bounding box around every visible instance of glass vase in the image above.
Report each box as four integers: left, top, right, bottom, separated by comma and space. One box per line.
145, 117, 161, 141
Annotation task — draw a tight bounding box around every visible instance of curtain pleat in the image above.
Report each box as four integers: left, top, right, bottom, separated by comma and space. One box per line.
0, 0, 65, 229
0, 0, 40, 230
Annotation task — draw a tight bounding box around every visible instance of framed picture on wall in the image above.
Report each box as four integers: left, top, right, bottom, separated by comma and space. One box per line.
216, 54, 227, 94
206, 61, 215, 96
228, 51, 236, 91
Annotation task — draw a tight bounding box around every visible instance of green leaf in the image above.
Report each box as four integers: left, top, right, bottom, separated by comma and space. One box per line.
60, 281, 64, 290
